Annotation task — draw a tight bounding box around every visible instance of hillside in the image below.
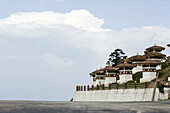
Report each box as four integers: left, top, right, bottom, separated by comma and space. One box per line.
149, 65, 170, 88
159, 66, 170, 82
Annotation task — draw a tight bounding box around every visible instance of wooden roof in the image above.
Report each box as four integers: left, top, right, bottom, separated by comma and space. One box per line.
129, 54, 146, 61
138, 60, 161, 65
120, 58, 132, 63
115, 62, 135, 68
102, 66, 118, 71
144, 52, 166, 58
144, 50, 150, 54
90, 66, 118, 76
146, 44, 165, 52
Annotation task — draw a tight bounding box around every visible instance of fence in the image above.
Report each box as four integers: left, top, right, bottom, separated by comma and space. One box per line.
76, 81, 160, 91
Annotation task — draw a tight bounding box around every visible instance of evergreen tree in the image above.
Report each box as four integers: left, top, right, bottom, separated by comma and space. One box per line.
106, 49, 126, 66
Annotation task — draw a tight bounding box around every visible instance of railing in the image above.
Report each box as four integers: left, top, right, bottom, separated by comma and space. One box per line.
76, 81, 160, 91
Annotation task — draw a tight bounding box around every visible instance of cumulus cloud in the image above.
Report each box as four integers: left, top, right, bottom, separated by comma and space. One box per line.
0, 9, 110, 32
0, 9, 169, 100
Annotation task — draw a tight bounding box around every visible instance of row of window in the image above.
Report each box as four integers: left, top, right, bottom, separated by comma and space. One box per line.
119, 71, 132, 74
143, 69, 156, 72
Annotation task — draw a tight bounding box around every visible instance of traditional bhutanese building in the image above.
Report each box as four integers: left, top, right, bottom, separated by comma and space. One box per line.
90, 68, 105, 87
115, 60, 135, 84
120, 57, 132, 64
145, 44, 165, 53
89, 43, 167, 85
139, 60, 161, 83
144, 44, 166, 70
129, 53, 146, 74
102, 66, 118, 87
144, 51, 166, 61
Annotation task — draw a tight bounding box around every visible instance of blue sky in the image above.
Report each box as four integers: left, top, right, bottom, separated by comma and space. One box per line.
1, 0, 170, 30
0, 0, 169, 101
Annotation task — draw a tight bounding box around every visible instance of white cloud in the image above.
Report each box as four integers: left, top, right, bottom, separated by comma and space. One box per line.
0, 9, 169, 100
0, 9, 110, 32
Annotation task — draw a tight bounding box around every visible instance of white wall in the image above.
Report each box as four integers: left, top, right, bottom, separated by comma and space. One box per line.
117, 74, 132, 84
105, 77, 116, 87
73, 88, 170, 102
140, 72, 156, 83
132, 65, 142, 74
156, 65, 161, 70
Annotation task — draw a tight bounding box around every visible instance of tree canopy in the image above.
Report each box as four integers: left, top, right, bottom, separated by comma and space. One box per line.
106, 49, 126, 66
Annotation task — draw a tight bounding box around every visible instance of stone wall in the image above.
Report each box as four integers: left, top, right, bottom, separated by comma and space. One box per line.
73, 88, 170, 101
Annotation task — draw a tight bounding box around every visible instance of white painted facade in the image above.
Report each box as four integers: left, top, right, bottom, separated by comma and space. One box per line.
117, 74, 132, 84
73, 88, 170, 102
140, 72, 156, 83
156, 65, 161, 70
105, 77, 116, 87
132, 65, 142, 74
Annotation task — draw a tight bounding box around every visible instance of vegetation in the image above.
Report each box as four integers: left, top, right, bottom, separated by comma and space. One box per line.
89, 82, 150, 90
106, 49, 126, 66
161, 62, 169, 70
132, 71, 142, 83
159, 84, 165, 93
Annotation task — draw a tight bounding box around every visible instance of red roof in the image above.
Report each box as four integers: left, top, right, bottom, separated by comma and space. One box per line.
144, 52, 166, 58
120, 58, 132, 63
138, 60, 161, 65
129, 55, 146, 61
115, 63, 135, 68
146, 44, 165, 52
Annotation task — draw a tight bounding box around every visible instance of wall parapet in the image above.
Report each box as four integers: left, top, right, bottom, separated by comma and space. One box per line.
73, 88, 170, 102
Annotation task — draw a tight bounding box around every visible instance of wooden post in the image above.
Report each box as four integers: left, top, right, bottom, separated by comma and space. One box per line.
102, 84, 105, 90
109, 83, 111, 90
92, 85, 94, 91
76, 85, 78, 91
84, 85, 86, 91
87, 85, 89, 91
116, 82, 119, 89
145, 81, 147, 88
78, 86, 80, 91
152, 72, 159, 101
157, 80, 159, 88
134, 81, 137, 89
97, 84, 99, 90
81, 85, 83, 91
125, 81, 127, 89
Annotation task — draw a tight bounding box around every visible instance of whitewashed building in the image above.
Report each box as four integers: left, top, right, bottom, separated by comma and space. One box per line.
140, 60, 161, 83
103, 66, 118, 87
90, 68, 105, 87
129, 53, 146, 74
116, 60, 135, 84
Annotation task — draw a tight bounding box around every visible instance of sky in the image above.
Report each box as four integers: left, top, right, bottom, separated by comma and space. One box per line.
0, 0, 169, 101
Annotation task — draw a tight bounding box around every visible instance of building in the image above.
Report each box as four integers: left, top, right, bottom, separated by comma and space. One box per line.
103, 66, 117, 87
89, 44, 167, 85
129, 53, 146, 74
115, 59, 135, 84
90, 68, 105, 86
140, 60, 161, 83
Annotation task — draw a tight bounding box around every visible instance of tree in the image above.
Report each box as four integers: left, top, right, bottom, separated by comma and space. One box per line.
106, 49, 126, 66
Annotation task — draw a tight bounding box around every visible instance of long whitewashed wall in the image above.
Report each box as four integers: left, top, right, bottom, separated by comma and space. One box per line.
73, 88, 170, 101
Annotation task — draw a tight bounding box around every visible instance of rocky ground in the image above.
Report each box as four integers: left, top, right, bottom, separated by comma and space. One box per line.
0, 100, 169, 113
